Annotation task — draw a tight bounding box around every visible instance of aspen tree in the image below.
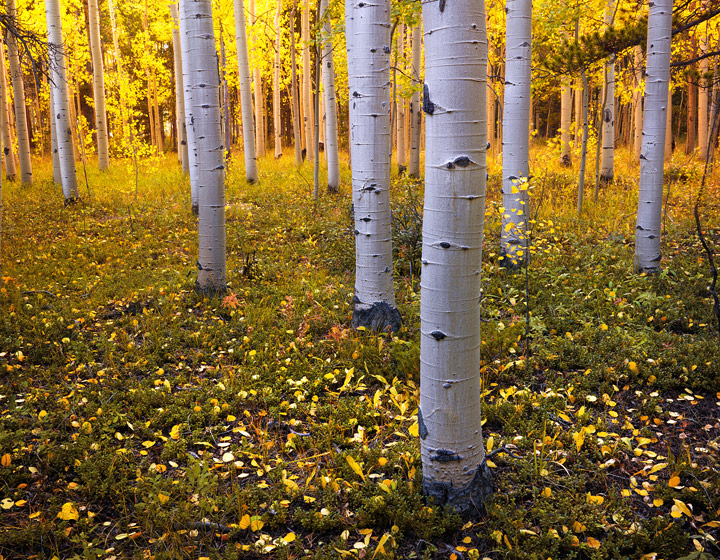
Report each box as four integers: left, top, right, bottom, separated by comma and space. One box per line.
273, 0, 282, 159
408, 23, 421, 178
395, 23, 406, 174
665, 86, 672, 160
290, 0, 303, 165
181, 0, 226, 293
86, 0, 109, 170
46, 0, 79, 202
169, 4, 189, 174
249, 0, 265, 157
345, 0, 401, 331
560, 76, 572, 165
5, 0, 31, 184
233, 0, 258, 182
600, 0, 615, 182
698, 11, 709, 160
302, 0, 313, 161
635, 0, 672, 273
0, 39, 16, 180
419, 0, 491, 514
633, 45, 643, 159
179, 0, 199, 209
320, 0, 339, 192
501, 0, 531, 268
49, 86, 61, 184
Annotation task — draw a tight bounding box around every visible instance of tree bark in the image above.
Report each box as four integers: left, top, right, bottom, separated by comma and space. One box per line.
290, 0, 302, 165
600, 0, 615, 182
273, 0, 282, 159
233, 0, 259, 182
633, 45, 644, 159
87, 0, 109, 170
0, 39, 16, 180
179, 0, 200, 210
408, 23, 422, 178
698, 13, 709, 160
302, 0, 313, 161
320, 0, 339, 192
170, 3, 189, 174
345, 0, 400, 332
560, 76, 572, 165
5, 0, 31, 183
635, 0, 672, 273
420, 0, 491, 515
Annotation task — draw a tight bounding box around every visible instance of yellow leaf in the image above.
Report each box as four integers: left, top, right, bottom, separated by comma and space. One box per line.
653, 498, 664, 507
239, 514, 251, 530
541, 487, 552, 498
1, 498, 14, 510
250, 517, 264, 531
38, 410, 47, 420
56, 502, 79, 521
572, 521, 586, 533
668, 475, 680, 488
346, 455, 365, 481
371, 533, 390, 559
573, 429, 585, 452
628, 362, 638, 373
29, 511, 41, 519
169, 424, 181, 440
1, 453, 11, 467
142, 441, 156, 448
586, 494, 604, 505
283, 532, 296, 543
672, 499, 692, 517
157, 493, 170, 504
408, 422, 419, 438
586, 537, 601, 549
486, 436, 495, 452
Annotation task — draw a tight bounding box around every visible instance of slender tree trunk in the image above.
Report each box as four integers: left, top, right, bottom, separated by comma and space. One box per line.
0, 40, 16, 180
635, 0, 672, 273
501, 0, 531, 268
320, 0, 339, 192
302, 0, 314, 161
220, 29, 231, 165
249, 0, 265, 158
577, 70, 589, 216
395, 23, 406, 174
273, 0, 282, 159
108, 0, 128, 145
5, 0, 31, 183
170, 3, 189, 173
345, 0, 400, 332
560, 76, 572, 165
408, 23, 422, 177
290, 0, 302, 165
633, 45, 643, 159
87, 0, 109, 170
46, 0, 79, 201
49, 86, 61, 184
574, 79, 582, 146
420, 0, 491, 515
665, 86, 673, 160
487, 62, 496, 153
600, 1, 615, 182
686, 70, 697, 154
233, 0, 258, 182
181, 0, 226, 293
179, 0, 200, 210
698, 14, 709, 160
152, 71, 163, 153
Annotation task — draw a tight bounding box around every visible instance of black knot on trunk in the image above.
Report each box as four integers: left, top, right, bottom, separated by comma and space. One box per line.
423, 83, 435, 115
430, 330, 446, 340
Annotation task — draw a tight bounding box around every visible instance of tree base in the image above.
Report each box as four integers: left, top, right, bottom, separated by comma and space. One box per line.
64, 196, 80, 206
422, 461, 493, 517
560, 154, 572, 167
600, 173, 613, 184
398, 164, 407, 176
194, 282, 227, 297
352, 298, 402, 332
191, 204, 199, 216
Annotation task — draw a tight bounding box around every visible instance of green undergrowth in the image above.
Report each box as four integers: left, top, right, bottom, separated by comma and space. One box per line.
0, 147, 718, 559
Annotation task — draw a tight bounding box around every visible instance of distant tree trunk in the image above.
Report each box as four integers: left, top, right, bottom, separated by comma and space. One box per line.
181, 0, 226, 293
87, 0, 109, 170
577, 70, 589, 215
249, 0, 265, 158
395, 23, 406, 174
686, 67, 697, 154
290, 0, 302, 165
233, 0, 258, 182
46, 0, 79, 201
487, 62, 496, 153
49, 86, 61, 184
5, 0, 31, 183
665, 86, 673, 160
302, 0, 314, 161
220, 30, 231, 165
108, 0, 128, 144
0, 40, 16, 180
698, 18, 709, 160
273, 0, 282, 159
408, 23, 422, 178
633, 45, 643, 159
634, 0, 672, 273
574, 79, 582, 147
345, 0, 400, 331
170, 3, 189, 173
560, 76, 572, 165
179, 0, 199, 210
420, 0, 491, 515
600, 0, 615, 182
501, 0, 531, 268
320, 0, 339, 192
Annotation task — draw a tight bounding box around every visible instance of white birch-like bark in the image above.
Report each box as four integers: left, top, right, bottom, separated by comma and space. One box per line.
320, 0, 339, 192
633, 45, 643, 159
181, 0, 226, 292
88, 0, 109, 170
600, 2, 615, 181
574, 80, 582, 146
0, 41, 16, 180
408, 23, 422, 178
179, 0, 199, 209
273, 0, 282, 159
698, 22, 709, 160
302, 0, 313, 161
665, 85, 673, 160
345, 0, 400, 331
5, 0, 31, 184
395, 23, 406, 172
46, 0, 79, 201
487, 63, 495, 152
233, 0, 258, 182
290, 0, 302, 166
170, 4, 189, 174
635, 0, 672, 273
248, 0, 265, 158
420, 0, 490, 514
501, 0, 531, 267
560, 76, 572, 165
49, 86, 61, 184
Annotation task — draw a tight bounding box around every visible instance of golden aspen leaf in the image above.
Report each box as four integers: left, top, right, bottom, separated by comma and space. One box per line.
653, 498, 664, 507
1, 454, 11, 467
346, 455, 365, 481
142, 441, 156, 448
38, 410, 47, 420
283, 532, 296, 543
29, 511, 41, 519
486, 460, 497, 468
628, 362, 638, 373
56, 502, 79, 521
672, 499, 691, 517
169, 424, 181, 440
408, 423, 419, 438
670, 505, 683, 518
586, 537, 601, 549
586, 494, 604, 505
541, 487, 552, 498
372, 532, 390, 559
1, 498, 14, 510
573, 429, 585, 452
157, 493, 170, 504
239, 514, 251, 530
250, 517, 264, 531
572, 521, 586, 533
668, 475, 680, 488
486, 436, 495, 452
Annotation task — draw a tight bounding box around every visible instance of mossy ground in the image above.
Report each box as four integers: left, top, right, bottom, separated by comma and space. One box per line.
0, 146, 718, 559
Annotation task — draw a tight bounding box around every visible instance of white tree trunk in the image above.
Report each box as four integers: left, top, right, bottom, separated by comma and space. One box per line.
633, 45, 643, 159
233, 0, 259, 182
87, 0, 109, 170
634, 0, 672, 273
395, 23, 406, 173
181, 0, 226, 292
273, 0, 282, 159
179, 0, 199, 210
249, 0, 265, 158
302, 0, 313, 161
170, 3, 189, 174
5, 0, 31, 184
698, 26, 709, 160
0, 40, 16, 181
420, 0, 490, 514
560, 76, 572, 165
320, 0, 339, 192
408, 23, 422, 178
46, 0, 79, 202
600, 3, 615, 181
290, 0, 302, 166
501, 0, 531, 268
665, 85, 673, 160
49, 86, 61, 184
345, 0, 400, 331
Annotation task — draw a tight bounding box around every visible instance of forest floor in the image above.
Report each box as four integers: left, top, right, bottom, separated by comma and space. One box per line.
0, 145, 719, 560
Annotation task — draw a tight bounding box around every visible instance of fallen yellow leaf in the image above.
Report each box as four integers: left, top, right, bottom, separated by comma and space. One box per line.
56, 502, 79, 521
